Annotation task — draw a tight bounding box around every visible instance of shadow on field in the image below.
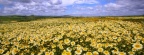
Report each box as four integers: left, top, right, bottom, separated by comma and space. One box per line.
121, 19, 144, 23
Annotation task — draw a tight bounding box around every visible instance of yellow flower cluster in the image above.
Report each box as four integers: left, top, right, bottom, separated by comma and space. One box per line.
0, 18, 144, 55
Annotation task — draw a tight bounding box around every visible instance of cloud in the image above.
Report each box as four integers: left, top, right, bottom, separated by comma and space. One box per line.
70, 0, 144, 16
0, 0, 144, 16
61, 0, 77, 6
74, 0, 99, 4
9, 0, 32, 3
0, 0, 67, 15
102, 0, 144, 16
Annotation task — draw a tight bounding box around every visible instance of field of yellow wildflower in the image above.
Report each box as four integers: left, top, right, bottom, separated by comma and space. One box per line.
0, 18, 144, 55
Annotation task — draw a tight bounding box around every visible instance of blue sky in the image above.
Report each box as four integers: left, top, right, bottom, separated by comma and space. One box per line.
0, 4, 3, 8
0, 0, 144, 16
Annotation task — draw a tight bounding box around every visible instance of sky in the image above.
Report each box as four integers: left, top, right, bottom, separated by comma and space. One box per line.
0, 0, 144, 16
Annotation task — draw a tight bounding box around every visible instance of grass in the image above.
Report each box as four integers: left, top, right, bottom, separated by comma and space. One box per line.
0, 16, 144, 29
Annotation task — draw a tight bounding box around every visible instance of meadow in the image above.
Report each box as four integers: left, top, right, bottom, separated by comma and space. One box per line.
0, 16, 144, 55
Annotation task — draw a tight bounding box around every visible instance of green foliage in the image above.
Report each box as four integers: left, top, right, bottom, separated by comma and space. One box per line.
0, 15, 144, 24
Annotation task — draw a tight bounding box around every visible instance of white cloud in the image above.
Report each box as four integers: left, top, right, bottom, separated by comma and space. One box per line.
74, 0, 99, 4
87, 7, 94, 10
60, 0, 99, 6
104, 3, 122, 8
61, 0, 77, 6
42, 2, 52, 6
0, 0, 144, 16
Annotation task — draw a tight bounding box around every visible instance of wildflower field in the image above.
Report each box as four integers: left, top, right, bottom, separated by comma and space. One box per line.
0, 18, 144, 55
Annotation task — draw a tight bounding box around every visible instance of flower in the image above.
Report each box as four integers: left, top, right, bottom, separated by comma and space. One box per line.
41, 47, 46, 52
76, 45, 82, 50
83, 47, 88, 51
71, 41, 75, 46
75, 49, 82, 55
112, 50, 119, 54
1, 18, 144, 55
64, 38, 70, 44
53, 38, 59, 43
62, 50, 67, 55
0, 49, 4, 54
66, 52, 71, 55
132, 48, 137, 51
58, 44, 64, 50
49, 51, 54, 55
62, 50, 71, 55
85, 37, 91, 42
51, 44, 56, 49
132, 42, 143, 50
66, 52, 72, 55
114, 36, 118, 39
96, 43, 103, 48
38, 52, 42, 55
128, 51, 135, 55
93, 51, 99, 55
11, 48, 19, 55
142, 38, 144, 43
85, 52, 92, 55
103, 50, 110, 55
31, 52, 35, 55
90, 42, 96, 47
98, 48, 104, 52
117, 38, 121, 42
136, 36, 142, 40
118, 52, 126, 55
45, 52, 49, 55
104, 43, 109, 48
66, 47, 72, 52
